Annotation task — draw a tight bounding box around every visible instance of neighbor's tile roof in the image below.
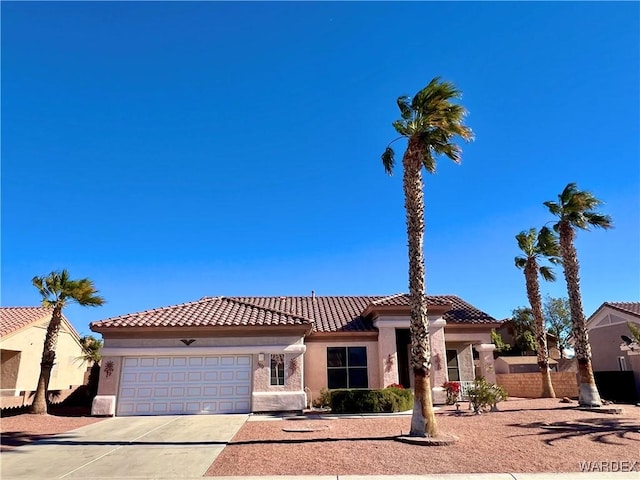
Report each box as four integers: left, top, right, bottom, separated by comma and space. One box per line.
0, 306, 53, 337
604, 302, 640, 318
90, 297, 314, 331
91, 294, 498, 333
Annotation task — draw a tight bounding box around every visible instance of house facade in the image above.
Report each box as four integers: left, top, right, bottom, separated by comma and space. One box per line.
90, 294, 500, 416
0, 307, 88, 408
586, 302, 640, 401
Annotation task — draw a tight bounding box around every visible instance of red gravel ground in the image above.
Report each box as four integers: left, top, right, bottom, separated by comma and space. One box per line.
206, 398, 640, 476
1, 411, 104, 452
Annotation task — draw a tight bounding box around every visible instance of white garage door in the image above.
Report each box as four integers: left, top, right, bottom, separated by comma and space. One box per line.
117, 355, 252, 415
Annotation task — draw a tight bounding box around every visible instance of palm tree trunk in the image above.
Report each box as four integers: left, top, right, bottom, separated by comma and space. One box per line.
524, 260, 556, 398
403, 139, 438, 437
558, 222, 601, 407
29, 306, 63, 414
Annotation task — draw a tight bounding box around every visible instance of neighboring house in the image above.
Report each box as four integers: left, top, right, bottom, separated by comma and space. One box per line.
90, 294, 500, 416
495, 320, 562, 359
586, 302, 640, 402
0, 306, 88, 407
494, 355, 558, 374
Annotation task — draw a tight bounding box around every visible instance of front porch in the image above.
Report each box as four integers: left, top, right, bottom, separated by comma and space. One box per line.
375, 315, 497, 404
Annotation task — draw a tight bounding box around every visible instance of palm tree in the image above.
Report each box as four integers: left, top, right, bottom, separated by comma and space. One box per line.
381, 77, 473, 437
30, 270, 105, 414
78, 335, 103, 399
515, 227, 560, 398
544, 183, 612, 407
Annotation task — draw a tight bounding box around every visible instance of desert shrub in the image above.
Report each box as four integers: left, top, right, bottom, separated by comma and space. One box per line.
330, 387, 413, 414
312, 387, 332, 408
467, 377, 508, 414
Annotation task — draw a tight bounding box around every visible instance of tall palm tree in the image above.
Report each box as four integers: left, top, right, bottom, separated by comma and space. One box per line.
544, 183, 612, 407
381, 77, 473, 437
515, 227, 560, 398
30, 270, 105, 414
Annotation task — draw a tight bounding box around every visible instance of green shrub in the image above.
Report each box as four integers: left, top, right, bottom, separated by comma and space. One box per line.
467, 377, 508, 414
329, 387, 413, 414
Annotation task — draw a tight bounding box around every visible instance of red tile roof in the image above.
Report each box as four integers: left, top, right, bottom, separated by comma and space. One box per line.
90, 297, 314, 331
0, 306, 53, 337
90, 295, 498, 333
604, 302, 640, 319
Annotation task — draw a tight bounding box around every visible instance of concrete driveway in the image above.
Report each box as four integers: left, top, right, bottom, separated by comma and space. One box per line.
0, 414, 248, 479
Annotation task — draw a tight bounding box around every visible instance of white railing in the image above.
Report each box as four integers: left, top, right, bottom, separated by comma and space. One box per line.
458, 381, 475, 401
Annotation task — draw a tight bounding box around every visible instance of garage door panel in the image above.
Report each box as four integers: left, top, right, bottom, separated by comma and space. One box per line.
117, 355, 252, 415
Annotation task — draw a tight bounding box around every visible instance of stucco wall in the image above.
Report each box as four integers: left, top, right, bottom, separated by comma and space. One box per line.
0, 321, 87, 392
589, 321, 637, 371
252, 352, 303, 393
304, 339, 379, 401
496, 372, 578, 398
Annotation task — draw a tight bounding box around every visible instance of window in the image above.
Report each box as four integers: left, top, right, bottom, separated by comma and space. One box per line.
327, 347, 368, 389
270, 354, 285, 386
446, 349, 460, 381
618, 356, 628, 371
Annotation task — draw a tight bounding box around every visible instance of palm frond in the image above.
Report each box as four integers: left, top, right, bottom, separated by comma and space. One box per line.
381, 147, 395, 175
537, 226, 560, 257
514, 256, 527, 269
397, 96, 413, 120
539, 266, 556, 282
515, 229, 536, 255
583, 212, 613, 230
543, 200, 562, 217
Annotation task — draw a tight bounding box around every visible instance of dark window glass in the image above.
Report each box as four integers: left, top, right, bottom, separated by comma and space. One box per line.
348, 368, 368, 388
348, 347, 367, 367
327, 348, 346, 368
326, 347, 368, 389
328, 369, 348, 389
446, 349, 460, 381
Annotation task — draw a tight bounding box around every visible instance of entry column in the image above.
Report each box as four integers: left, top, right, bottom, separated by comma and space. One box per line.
377, 326, 399, 387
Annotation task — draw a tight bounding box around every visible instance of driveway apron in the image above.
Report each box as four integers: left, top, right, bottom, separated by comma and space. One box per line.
0, 414, 248, 479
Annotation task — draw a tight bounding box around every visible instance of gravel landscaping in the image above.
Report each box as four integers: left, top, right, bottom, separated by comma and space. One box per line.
206, 398, 640, 476
1, 410, 104, 452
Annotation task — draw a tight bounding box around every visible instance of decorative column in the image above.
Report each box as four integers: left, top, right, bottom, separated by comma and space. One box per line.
429, 317, 447, 404
475, 343, 497, 384
377, 326, 399, 388
92, 356, 121, 416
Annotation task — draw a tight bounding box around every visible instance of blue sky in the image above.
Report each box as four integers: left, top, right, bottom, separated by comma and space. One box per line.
2, 2, 638, 337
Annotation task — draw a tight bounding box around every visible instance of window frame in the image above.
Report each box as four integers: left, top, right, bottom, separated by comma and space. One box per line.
446, 349, 460, 381
326, 346, 368, 389
270, 353, 285, 386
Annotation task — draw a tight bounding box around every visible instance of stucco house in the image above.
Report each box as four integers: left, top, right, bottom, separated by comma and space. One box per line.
586, 302, 640, 400
90, 294, 500, 416
0, 306, 88, 408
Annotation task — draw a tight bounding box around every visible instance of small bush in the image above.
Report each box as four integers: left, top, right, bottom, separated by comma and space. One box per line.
467, 377, 508, 414
442, 381, 461, 405
312, 387, 332, 408
329, 387, 413, 414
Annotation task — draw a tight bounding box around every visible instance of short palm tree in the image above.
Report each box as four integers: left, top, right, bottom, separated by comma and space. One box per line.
381, 77, 473, 437
30, 270, 105, 414
515, 227, 560, 398
544, 183, 612, 406
78, 335, 103, 398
